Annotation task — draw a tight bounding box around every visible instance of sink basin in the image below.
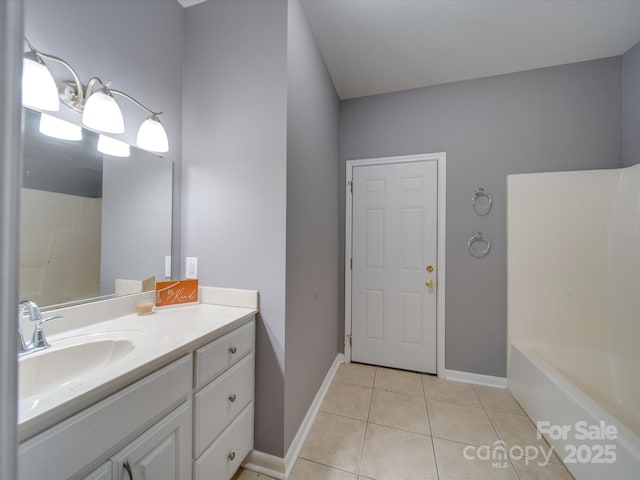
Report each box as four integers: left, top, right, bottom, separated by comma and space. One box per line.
19, 337, 135, 398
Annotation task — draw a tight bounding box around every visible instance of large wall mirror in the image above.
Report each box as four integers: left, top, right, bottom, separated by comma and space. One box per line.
20, 107, 173, 308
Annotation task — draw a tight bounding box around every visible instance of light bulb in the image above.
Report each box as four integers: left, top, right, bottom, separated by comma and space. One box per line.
22, 52, 59, 111
82, 88, 124, 134
137, 115, 169, 153
97, 134, 130, 157
39, 113, 82, 141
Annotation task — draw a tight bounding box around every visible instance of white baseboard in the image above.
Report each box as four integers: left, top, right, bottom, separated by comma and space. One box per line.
282, 353, 344, 477
444, 369, 507, 388
243, 353, 344, 479
242, 450, 285, 479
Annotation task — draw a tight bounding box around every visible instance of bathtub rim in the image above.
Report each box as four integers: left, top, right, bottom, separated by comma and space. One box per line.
508, 342, 640, 466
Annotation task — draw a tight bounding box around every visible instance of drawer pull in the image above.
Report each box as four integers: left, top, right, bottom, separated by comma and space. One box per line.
229, 346, 237, 354
228, 393, 237, 403
228, 451, 236, 461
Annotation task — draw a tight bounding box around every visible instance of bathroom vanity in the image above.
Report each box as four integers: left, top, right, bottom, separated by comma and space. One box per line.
17, 287, 257, 480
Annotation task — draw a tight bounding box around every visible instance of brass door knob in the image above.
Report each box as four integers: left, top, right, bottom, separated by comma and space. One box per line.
426, 265, 434, 273
426, 280, 434, 288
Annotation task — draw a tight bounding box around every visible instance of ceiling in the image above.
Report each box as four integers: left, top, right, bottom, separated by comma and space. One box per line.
300, 0, 640, 99
177, 1, 640, 100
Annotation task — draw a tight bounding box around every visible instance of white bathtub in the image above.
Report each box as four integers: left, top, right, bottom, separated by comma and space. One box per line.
508, 343, 640, 479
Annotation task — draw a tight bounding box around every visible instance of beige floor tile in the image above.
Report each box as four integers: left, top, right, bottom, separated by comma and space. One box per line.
511, 457, 575, 480
334, 362, 376, 387
299, 412, 366, 473
374, 367, 424, 397
433, 437, 519, 479
357, 477, 375, 480
486, 410, 561, 464
368, 389, 430, 434
232, 468, 277, 480
423, 375, 482, 407
474, 386, 526, 415
360, 423, 438, 480
428, 399, 499, 446
321, 381, 372, 421
289, 458, 357, 480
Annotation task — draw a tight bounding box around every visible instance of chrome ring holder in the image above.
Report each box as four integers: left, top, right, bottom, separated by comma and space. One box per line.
468, 232, 491, 258
472, 187, 492, 216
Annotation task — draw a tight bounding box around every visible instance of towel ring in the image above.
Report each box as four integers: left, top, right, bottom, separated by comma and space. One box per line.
468, 232, 491, 258
472, 188, 492, 216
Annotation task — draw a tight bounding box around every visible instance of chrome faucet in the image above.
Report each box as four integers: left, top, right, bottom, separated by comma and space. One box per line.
18, 300, 63, 356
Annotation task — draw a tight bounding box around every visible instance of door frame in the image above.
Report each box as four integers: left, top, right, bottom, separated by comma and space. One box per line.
345, 152, 446, 378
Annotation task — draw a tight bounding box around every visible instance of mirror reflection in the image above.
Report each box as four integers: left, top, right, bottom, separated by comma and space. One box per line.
20, 107, 173, 308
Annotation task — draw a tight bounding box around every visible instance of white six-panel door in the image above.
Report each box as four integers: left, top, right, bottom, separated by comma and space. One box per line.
351, 160, 438, 373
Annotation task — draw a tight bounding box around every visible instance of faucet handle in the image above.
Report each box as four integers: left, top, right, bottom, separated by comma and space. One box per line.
31, 315, 63, 350
35, 315, 63, 327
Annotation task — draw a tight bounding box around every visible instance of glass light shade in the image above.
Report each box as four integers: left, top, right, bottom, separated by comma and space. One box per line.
82, 89, 125, 134
22, 54, 59, 111
97, 134, 130, 157
39, 113, 82, 141
136, 115, 169, 153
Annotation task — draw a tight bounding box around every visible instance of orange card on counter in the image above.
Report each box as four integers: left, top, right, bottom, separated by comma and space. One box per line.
155, 279, 199, 307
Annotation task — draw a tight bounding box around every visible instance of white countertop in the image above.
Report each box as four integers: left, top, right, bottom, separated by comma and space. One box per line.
19, 299, 257, 442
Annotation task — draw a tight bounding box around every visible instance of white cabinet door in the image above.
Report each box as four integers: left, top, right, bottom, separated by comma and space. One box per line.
111, 402, 192, 480
352, 160, 438, 373
82, 462, 112, 480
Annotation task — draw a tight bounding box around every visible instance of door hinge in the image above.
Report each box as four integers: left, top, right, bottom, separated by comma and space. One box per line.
348, 180, 353, 193
350, 257, 353, 270
347, 334, 352, 347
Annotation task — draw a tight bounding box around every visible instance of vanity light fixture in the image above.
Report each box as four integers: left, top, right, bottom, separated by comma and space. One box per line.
39, 113, 82, 141
97, 134, 131, 158
22, 38, 169, 153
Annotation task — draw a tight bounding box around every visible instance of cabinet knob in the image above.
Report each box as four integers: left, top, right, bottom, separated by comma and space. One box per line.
229, 346, 237, 354
228, 394, 237, 403
228, 451, 236, 461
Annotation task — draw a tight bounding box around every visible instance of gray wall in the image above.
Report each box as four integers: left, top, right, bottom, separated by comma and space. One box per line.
340, 58, 622, 377
24, 0, 184, 279
284, 0, 340, 451
623, 41, 640, 166
182, 0, 288, 457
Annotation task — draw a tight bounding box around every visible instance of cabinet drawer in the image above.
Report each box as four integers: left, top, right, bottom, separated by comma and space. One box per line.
194, 321, 254, 389
194, 403, 254, 480
194, 354, 254, 457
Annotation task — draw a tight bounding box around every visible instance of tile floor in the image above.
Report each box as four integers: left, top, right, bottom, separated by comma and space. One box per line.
235, 363, 574, 480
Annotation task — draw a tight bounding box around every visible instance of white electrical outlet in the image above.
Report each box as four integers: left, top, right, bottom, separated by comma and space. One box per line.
186, 257, 198, 279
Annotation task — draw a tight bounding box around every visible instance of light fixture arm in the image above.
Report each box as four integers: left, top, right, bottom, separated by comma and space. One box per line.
110, 89, 163, 117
